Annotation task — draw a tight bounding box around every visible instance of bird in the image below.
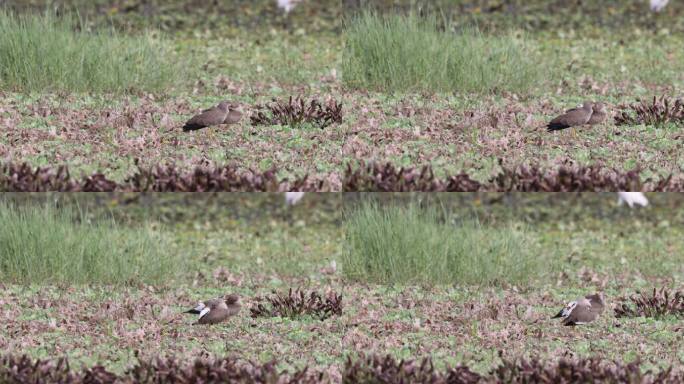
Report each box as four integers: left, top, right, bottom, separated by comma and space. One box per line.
650, 0, 669, 12
183, 102, 242, 131
587, 102, 607, 125
184, 294, 241, 325
224, 108, 243, 125
277, 0, 301, 13
551, 292, 605, 326
547, 102, 594, 132
285, 192, 305, 206
617, 192, 649, 208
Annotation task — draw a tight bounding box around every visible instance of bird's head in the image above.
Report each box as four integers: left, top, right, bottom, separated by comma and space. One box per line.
592, 102, 606, 113
224, 294, 240, 305
587, 292, 605, 305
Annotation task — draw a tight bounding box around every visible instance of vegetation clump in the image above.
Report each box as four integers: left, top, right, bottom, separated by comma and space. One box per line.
3, 161, 684, 192
614, 288, 684, 319
251, 96, 343, 129
250, 288, 343, 320
7, 353, 677, 384
615, 95, 684, 127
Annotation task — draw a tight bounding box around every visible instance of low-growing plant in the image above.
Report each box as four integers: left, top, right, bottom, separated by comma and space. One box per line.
250, 288, 343, 320
343, 354, 481, 384
342, 11, 540, 94
0, 161, 316, 192
2, 160, 683, 192
250, 96, 343, 129
614, 287, 684, 319
615, 95, 684, 127
2, 353, 683, 384
0, 200, 180, 285
0, 354, 317, 384
490, 161, 646, 192
128, 355, 317, 384
491, 355, 674, 383
343, 161, 482, 192
125, 161, 314, 192
0, 10, 185, 93
343, 201, 540, 285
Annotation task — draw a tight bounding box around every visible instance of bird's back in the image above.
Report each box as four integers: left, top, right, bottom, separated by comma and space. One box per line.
547, 104, 592, 131
183, 106, 229, 131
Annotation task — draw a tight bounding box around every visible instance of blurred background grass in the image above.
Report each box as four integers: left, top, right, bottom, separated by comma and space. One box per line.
2, 193, 684, 287
1, 0, 682, 93
3, 0, 684, 36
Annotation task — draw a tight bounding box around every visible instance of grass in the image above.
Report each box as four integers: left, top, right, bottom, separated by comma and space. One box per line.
1, 194, 684, 375
0, 10, 185, 93
0, 199, 179, 285
343, 201, 541, 285
342, 12, 540, 94
1, 3, 684, 185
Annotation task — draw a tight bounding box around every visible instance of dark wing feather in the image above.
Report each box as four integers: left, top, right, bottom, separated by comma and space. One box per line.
183, 113, 209, 131
547, 108, 590, 131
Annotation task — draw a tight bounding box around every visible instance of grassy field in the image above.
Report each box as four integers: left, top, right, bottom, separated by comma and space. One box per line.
2, 193, 684, 377
0, 1, 683, 188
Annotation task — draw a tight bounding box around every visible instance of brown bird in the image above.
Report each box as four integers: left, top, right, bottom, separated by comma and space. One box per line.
551, 292, 605, 326
547, 102, 594, 132
184, 294, 241, 325
183, 102, 241, 131
587, 102, 607, 125
224, 109, 242, 125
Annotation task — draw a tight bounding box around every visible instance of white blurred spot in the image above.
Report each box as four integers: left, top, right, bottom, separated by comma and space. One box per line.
650, 0, 669, 12
285, 192, 305, 206
617, 192, 649, 208
277, 0, 301, 13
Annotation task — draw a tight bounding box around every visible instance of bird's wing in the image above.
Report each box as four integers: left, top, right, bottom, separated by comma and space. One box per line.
198, 307, 211, 320
552, 301, 577, 318
185, 301, 205, 314
564, 300, 595, 325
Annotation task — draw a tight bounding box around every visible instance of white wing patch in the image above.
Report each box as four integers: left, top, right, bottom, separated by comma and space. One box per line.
559, 301, 578, 318
198, 307, 211, 319
194, 302, 206, 312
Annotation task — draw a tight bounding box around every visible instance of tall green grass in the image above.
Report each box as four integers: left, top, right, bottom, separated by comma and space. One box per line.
0, 10, 184, 93
342, 12, 540, 94
343, 202, 541, 285
0, 201, 180, 285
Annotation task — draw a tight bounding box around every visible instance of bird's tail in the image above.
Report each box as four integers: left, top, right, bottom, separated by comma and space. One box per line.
547, 124, 568, 132
550, 310, 565, 319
